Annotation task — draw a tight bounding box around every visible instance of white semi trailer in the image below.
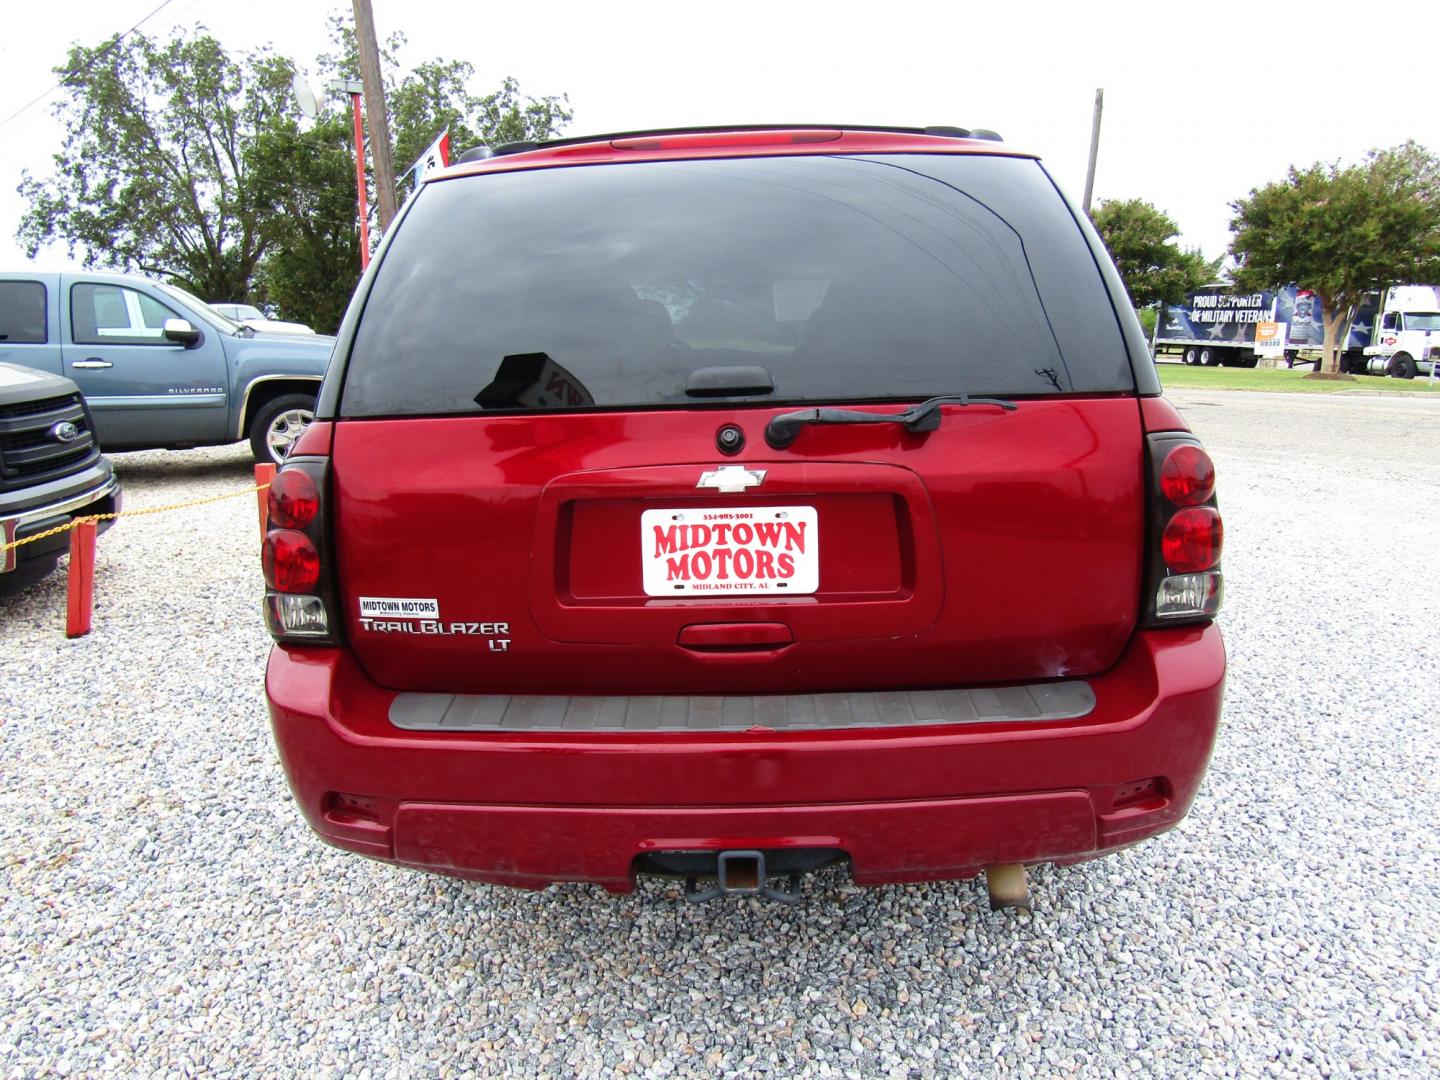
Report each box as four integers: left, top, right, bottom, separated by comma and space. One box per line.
1155, 283, 1438, 378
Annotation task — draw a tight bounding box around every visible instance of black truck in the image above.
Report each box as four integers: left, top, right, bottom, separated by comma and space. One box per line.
0, 362, 120, 594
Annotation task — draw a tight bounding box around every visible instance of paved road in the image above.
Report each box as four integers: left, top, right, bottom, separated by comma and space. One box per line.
1169, 387, 1439, 486
1, 390, 1437, 1077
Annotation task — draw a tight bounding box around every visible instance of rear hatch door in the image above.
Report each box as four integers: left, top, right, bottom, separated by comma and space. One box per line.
331, 149, 1144, 695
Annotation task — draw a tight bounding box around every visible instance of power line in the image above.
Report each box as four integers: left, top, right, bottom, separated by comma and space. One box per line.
0, 0, 179, 131
150, 0, 209, 38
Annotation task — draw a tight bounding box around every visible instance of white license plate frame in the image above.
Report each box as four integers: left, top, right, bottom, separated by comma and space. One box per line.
640, 505, 819, 597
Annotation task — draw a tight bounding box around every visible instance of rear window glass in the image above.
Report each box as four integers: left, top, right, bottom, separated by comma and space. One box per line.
0, 281, 47, 344
342, 154, 1132, 416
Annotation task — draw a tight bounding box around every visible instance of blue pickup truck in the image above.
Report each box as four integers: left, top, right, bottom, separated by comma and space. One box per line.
0, 271, 333, 464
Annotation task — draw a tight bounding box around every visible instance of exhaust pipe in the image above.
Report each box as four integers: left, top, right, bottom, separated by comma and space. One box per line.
985, 863, 1030, 911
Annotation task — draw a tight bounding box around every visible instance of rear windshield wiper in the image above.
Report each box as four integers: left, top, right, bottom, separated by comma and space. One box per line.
765, 394, 1017, 449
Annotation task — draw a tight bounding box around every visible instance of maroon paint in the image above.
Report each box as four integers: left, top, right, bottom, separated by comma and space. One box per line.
1140, 396, 1190, 433
263, 128, 1226, 890
330, 397, 1144, 695
266, 624, 1224, 891
290, 420, 333, 457
440, 129, 1028, 185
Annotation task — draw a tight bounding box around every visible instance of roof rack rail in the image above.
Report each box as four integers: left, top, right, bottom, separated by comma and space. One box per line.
923, 124, 1003, 142
454, 145, 495, 164
464, 123, 1004, 157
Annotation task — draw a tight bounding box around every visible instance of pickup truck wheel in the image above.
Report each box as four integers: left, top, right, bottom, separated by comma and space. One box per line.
250, 394, 316, 464
1388, 353, 1417, 380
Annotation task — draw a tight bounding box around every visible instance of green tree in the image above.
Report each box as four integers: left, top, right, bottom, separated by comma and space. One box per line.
1089, 198, 1218, 309
316, 13, 571, 187
248, 15, 573, 327
17, 31, 294, 300
19, 18, 572, 332
246, 112, 361, 332
1229, 142, 1440, 374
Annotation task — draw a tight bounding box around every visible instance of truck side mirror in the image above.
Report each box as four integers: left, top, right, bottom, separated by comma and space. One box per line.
163, 318, 201, 347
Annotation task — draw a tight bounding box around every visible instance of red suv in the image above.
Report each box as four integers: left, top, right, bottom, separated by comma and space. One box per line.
263, 126, 1224, 907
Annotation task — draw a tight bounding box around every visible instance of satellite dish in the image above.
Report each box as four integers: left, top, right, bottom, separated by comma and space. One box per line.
292, 74, 320, 119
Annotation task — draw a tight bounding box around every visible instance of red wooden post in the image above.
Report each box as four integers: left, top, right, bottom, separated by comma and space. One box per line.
351, 91, 371, 270
65, 519, 97, 638
255, 463, 277, 541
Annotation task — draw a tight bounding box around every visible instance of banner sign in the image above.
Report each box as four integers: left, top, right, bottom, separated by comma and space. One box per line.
1159, 290, 1274, 345
1187, 292, 1269, 325
406, 129, 452, 191
1160, 288, 1379, 349
1273, 289, 1322, 345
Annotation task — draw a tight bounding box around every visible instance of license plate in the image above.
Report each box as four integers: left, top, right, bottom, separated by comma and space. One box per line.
641, 506, 819, 596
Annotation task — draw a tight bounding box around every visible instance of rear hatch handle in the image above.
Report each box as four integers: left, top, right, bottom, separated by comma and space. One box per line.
764, 394, 1017, 449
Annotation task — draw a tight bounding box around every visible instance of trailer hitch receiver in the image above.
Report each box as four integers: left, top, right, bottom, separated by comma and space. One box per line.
683, 849, 803, 904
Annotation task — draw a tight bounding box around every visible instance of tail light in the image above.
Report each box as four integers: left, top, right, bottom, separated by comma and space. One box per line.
267, 469, 319, 528
262, 455, 338, 644
1161, 507, 1223, 572
1144, 434, 1223, 625
1158, 444, 1215, 506
263, 530, 320, 592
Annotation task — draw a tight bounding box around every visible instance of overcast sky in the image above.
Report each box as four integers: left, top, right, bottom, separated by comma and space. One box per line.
2, 0, 1437, 277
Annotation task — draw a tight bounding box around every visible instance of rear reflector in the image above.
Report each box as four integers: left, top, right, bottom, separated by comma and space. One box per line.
1161, 506, 1223, 572
1155, 571, 1223, 619
1112, 777, 1167, 810
265, 593, 330, 637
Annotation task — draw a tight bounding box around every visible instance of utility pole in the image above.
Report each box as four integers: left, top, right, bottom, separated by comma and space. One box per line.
352, 0, 398, 231
1082, 88, 1103, 214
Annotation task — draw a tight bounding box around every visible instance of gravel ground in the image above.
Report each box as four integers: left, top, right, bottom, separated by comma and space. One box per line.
2, 390, 1438, 1078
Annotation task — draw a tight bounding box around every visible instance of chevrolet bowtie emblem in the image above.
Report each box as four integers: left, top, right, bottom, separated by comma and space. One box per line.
696, 465, 767, 493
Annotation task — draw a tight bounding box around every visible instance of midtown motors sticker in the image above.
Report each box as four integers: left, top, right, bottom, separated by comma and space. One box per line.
359, 596, 440, 619
641, 506, 819, 596
356, 595, 511, 648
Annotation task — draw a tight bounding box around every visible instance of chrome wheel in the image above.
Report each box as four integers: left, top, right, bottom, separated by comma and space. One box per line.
249, 393, 319, 465
266, 407, 314, 460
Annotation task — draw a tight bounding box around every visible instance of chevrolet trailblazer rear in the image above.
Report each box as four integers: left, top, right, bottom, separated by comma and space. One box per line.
263, 126, 1225, 908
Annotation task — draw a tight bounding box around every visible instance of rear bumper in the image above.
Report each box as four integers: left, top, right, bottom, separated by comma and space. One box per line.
265, 625, 1225, 891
